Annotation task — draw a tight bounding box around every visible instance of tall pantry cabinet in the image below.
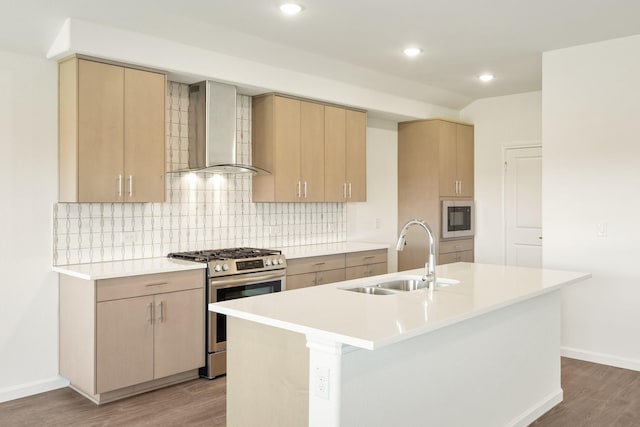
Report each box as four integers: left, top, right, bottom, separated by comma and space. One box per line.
397, 119, 474, 270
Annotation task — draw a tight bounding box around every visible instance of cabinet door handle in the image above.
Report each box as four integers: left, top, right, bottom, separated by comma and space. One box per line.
343, 183, 347, 199
312, 262, 326, 266
459, 180, 462, 194
117, 175, 123, 198
128, 175, 133, 197
304, 181, 308, 199
157, 301, 164, 323
348, 182, 352, 199
297, 181, 301, 198
147, 302, 153, 325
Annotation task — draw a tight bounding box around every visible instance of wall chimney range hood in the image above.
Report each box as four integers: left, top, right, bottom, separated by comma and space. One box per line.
171, 80, 268, 174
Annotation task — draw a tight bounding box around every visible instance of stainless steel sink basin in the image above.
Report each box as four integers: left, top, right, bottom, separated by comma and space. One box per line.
376, 278, 428, 291
346, 287, 400, 295
340, 275, 460, 295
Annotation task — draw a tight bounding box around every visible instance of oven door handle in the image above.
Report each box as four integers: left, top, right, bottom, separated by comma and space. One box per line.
210, 271, 285, 289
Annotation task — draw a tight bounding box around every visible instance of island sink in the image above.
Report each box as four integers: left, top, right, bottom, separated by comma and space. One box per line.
341, 275, 460, 295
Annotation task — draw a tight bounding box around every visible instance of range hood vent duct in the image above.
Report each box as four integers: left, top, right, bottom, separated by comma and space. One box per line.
170, 80, 268, 175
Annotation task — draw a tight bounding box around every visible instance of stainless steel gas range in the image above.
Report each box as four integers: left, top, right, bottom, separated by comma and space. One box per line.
168, 247, 287, 378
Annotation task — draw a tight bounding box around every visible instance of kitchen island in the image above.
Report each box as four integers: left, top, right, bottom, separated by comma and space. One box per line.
210, 262, 590, 427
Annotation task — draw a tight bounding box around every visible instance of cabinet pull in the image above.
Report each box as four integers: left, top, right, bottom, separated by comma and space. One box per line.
343, 183, 347, 199
304, 181, 308, 199
157, 301, 164, 323
312, 262, 326, 266
459, 180, 462, 194
348, 182, 352, 199
145, 282, 168, 287
297, 181, 301, 198
363, 256, 375, 260
117, 175, 123, 198
147, 302, 153, 325
128, 175, 133, 197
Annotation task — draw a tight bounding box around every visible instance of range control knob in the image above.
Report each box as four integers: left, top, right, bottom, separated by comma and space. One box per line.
278, 258, 284, 265
222, 263, 230, 271
265, 259, 272, 266
213, 264, 222, 272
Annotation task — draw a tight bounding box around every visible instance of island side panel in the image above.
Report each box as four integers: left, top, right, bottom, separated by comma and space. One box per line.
226, 317, 310, 427
340, 291, 562, 427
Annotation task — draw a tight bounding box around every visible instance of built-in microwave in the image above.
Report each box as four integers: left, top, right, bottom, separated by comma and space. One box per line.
442, 200, 474, 239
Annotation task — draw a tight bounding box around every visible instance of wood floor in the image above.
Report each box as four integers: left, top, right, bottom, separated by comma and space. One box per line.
1, 357, 638, 426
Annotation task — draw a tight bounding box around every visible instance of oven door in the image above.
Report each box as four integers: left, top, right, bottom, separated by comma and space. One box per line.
209, 270, 285, 353
442, 200, 474, 239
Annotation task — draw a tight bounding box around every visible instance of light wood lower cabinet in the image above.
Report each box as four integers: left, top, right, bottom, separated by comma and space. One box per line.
286, 249, 387, 290
438, 238, 474, 265
60, 269, 205, 404
345, 249, 388, 280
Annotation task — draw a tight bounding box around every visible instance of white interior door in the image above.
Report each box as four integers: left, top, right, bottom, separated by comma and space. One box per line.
505, 146, 542, 267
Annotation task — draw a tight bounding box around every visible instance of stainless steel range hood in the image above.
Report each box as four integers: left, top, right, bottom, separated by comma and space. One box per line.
175, 80, 268, 174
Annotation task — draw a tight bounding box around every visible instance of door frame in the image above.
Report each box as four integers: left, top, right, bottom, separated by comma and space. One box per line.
502, 142, 542, 265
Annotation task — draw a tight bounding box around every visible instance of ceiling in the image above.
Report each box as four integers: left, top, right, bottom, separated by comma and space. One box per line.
3, 0, 640, 109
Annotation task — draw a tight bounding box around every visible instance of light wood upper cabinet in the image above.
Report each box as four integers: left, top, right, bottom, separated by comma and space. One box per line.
253, 94, 323, 202
59, 57, 166, 203
253, 93, 366, 202
455, 124, 474, 198
300, 101, 325, 202
438, 120, 474, 198
123, 67, 166, 202
346, 109, 367, 201
324, 106, 346, 201
324, 107, 367, 202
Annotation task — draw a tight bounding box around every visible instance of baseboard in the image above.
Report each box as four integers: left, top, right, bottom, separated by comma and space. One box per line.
507, 389, 563, 427
0, 376, 70, 403
561, 346, 640, 372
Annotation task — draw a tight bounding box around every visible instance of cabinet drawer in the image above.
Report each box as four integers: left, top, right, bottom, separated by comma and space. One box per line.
345, 249, 387, 267
286, 273, 317, 290
439, 250, 473, 265
97, 269, 205, 302
439, 239, 473, 254
286, 254, 345, 275
316, 268, 346, 286
345, 262, 388, 280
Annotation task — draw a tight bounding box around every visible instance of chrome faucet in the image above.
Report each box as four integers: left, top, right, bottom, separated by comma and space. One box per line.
396, 219, 437, 290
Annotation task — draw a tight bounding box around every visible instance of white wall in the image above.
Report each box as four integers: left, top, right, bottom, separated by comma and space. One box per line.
543, 34, 640, 370
0, 51, 67, 402
460, 92, 541, 264
347, 118, 399, 272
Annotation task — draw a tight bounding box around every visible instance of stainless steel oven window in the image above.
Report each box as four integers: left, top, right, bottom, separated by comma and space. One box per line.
208, 271, 285, 353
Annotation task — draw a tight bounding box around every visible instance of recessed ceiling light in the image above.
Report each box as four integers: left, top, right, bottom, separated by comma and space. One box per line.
403, 47, 422, 57
479, 73, 495, 82
280, 3, 303, 15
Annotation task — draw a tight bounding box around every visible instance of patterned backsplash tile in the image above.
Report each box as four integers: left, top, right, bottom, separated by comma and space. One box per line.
53, 83, 346, 265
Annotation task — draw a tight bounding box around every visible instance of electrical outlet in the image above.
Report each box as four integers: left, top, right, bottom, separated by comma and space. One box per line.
596, 222, 608, 238
315, 366, 330, 400
375, 218, 381, 229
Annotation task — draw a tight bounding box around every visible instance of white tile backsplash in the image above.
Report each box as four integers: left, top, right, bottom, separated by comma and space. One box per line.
53, 83, 346, 265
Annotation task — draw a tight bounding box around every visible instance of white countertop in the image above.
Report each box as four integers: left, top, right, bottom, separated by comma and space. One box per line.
280, 242, 389, 259
210, 262, 591, 350
53, 257, 205, 280
52, 242, 388, 280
